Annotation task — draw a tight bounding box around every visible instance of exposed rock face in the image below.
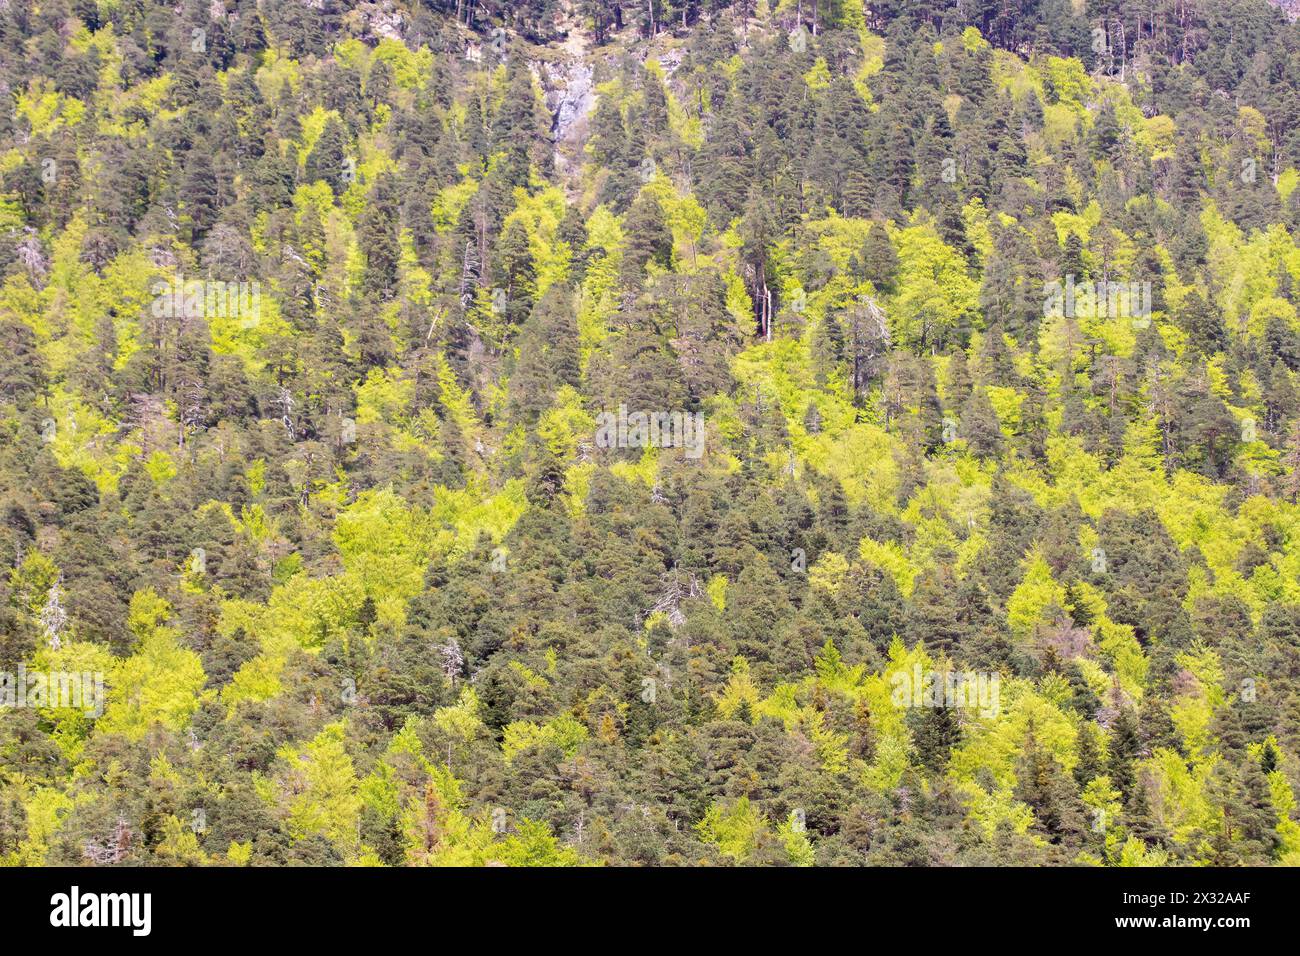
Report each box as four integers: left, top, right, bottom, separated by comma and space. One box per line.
543, 56, 594, 182
548, 60, 594, 143
341, 1, 407, 41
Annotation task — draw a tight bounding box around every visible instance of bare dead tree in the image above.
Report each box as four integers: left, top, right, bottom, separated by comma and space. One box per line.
83, 816, 132, 865
648, 570, 703, 628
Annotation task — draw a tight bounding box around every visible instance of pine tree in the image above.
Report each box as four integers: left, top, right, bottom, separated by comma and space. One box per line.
359, 172, 400, 301
303, 116, 348, 194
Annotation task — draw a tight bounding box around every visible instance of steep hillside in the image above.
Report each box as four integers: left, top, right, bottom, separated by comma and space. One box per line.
1, 0, 1300, 867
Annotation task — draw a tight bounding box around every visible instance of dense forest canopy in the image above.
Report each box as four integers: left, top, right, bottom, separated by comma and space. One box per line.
1, 0, 1299, 867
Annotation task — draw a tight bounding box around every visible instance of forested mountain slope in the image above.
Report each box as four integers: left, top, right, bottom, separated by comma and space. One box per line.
2, 0, 1300, 866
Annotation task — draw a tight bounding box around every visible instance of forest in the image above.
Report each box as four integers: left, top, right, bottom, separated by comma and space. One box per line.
1, 0, 1299, 867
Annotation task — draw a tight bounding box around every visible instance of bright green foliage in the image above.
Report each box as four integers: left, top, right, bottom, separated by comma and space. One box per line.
2, 0, 1299, 871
